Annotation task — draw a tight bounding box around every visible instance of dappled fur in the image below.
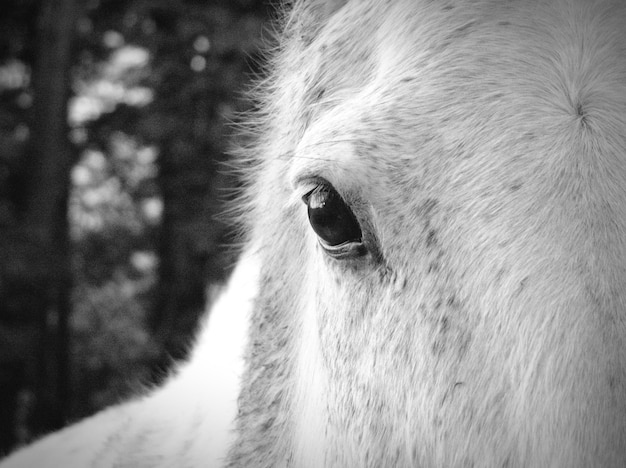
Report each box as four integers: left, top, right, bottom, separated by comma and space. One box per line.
2, 0, 626, 467
231, 0, 626, 466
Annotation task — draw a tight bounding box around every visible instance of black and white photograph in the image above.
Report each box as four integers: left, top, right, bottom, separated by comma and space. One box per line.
1, 0, 625, 466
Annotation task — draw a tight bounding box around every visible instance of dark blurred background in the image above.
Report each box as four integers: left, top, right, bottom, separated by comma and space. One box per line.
0, 0, 271, 455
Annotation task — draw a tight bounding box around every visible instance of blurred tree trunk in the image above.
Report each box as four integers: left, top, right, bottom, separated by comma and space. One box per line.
152, 141, 218, 368
22, 0, 77, 441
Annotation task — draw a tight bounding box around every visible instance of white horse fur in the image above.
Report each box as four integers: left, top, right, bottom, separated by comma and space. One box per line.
3, 0, 626, 466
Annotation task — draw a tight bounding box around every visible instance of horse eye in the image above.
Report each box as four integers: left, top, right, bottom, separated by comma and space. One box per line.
302, 183, 362, 248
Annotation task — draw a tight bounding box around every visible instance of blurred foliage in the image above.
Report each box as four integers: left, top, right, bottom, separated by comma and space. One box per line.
0, 0, 271, 450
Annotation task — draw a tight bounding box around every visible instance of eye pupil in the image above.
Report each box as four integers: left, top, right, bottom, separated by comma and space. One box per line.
304, 184, 362, 247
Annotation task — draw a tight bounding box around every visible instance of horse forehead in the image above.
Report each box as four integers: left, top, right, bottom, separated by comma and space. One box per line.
289, 0, 626, 190
296, 0, 626, 119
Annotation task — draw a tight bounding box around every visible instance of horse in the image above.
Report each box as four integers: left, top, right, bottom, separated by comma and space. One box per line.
2, 0, 626, 466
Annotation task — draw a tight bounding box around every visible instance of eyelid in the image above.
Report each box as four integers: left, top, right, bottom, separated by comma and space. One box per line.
292, 174, 330, 200
288, 136, 356, 196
